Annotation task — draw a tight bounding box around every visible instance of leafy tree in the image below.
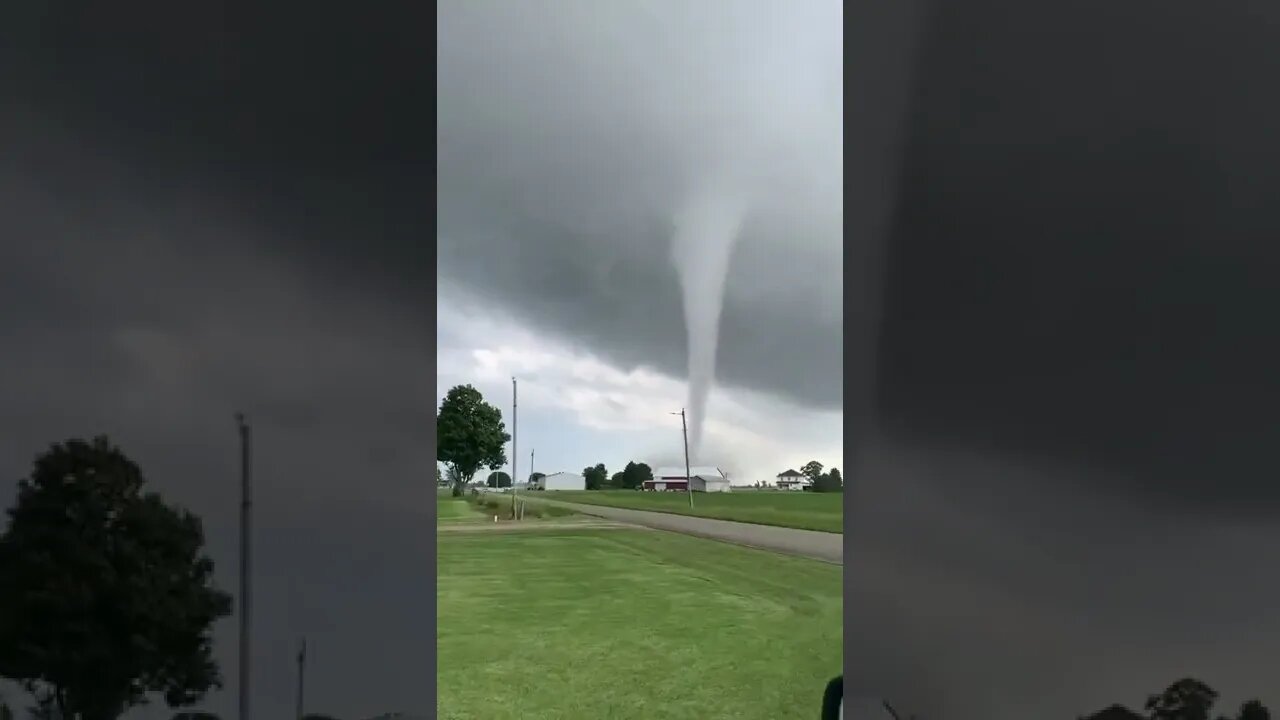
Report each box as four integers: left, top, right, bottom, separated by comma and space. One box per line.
437, 385, 510, 497
1087, 680, 1270, 720
1236, 700, 1272, 720
485, 471, 512, 488
800, 460, 824, 482
1145, 678, 1220, 720
619, 462, 653, 489
610, 471, 626, 488
582, 464, 608, 491
0, 437, 233, 720
813, 467, 844, 493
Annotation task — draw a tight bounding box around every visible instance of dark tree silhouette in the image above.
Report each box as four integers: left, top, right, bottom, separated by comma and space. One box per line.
0, 437, 232, 720
1146, 678, 1219, 720
1084, 679, 1270, 720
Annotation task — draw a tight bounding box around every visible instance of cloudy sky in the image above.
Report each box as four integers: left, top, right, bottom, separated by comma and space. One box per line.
4, 2, 1280, 720
437, 0, 844, 483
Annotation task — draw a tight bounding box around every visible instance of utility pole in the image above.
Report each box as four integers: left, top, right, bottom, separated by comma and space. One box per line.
511, 377, 518, 518
671, 409, 694, 509
525, 447, 535, 520
295, 638, 306, 720
235, 413, 253, 720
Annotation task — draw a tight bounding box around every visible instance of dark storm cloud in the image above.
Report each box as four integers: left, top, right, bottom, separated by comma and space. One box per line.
0, 111, 434, 719
846, 2, 1280, 718
847, 439, 1280, 719
437, 0, 844, 409
875, 0, 1280, 515
3, 6, 439, 716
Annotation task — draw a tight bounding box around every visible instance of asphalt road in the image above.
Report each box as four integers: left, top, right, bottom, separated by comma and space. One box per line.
514, 494, 844, 565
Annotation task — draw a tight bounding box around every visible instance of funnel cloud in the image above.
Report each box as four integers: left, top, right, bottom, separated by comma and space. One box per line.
671, 174, 748, 459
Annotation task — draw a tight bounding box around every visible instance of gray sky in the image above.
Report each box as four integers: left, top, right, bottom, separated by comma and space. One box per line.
848, 1, 1280, 717
3, 1, 1280, 719
436, 0, 844, 483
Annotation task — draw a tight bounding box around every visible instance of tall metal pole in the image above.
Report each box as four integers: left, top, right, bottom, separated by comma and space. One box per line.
295, 638, 306, 720
235, 413, 253, 720
511, 377, 518, 517
679, 409, 694, 509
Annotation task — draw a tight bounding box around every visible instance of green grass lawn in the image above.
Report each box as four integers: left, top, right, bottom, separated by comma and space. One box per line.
438, 495, 485, 523
437, 528, 842, 720
531, 490, 843, 533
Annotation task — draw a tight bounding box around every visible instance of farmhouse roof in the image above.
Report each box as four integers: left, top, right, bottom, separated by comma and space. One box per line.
777, 469, 805, 477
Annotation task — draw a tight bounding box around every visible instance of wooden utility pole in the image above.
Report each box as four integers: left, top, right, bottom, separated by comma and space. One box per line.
295, 638, 306, 720
672, 409, 694, 509
235, 413, 253, 720
511, 377, 518, 518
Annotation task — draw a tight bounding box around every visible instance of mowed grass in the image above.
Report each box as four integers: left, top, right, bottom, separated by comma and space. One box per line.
438, 495, 486, 523
539, 490, 843, 533
437, 528, 842, 720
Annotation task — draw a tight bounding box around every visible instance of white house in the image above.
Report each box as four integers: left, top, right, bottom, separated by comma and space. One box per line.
535, 471, 586, 491
775, 469, 810, 491
647, 466, 732, 493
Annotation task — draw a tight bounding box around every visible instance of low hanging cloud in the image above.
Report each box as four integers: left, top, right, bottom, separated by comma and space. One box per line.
436, 291, 843, 482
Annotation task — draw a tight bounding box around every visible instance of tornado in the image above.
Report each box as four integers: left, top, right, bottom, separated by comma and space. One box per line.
670, 177, 748, 461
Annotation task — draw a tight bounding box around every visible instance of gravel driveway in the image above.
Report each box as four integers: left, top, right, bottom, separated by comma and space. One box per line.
516, 494, 843, 565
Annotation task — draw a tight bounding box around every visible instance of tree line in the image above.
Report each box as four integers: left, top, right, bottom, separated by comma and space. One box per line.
881, 678, 1270, 720
1077, 677, 1270, 720
799, 460, 843, 492
437, 383, 849, 492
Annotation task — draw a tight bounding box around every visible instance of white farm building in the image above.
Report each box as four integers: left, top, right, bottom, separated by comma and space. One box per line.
646, 466, 732, 493
535, 471, 586, 491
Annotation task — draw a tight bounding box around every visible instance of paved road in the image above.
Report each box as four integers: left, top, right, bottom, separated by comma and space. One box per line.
515, 494, 843, 564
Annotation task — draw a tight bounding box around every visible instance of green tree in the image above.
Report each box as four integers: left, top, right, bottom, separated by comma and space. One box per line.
620, 462, 653, 489
1146, 678, 1219, 720
437, 385, 510, 497
800, 460, 824, 482
610, 471, 626, 488
582, 464, 608, 491
485, 471, 512, 488
0, 437, 233, 720
813, 467, 844, 493
1237, 700, 1272, 720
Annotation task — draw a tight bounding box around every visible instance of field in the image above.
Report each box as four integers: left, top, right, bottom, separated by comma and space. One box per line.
531, 490, 843, 533
438, 495, 483, 522
437, 525, 842, 719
